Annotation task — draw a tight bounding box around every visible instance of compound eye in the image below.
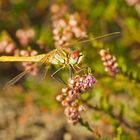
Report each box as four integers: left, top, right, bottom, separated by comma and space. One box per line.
71, 50, 80, 59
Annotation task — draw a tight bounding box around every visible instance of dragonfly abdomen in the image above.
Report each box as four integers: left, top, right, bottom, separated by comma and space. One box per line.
0, 54, 46, 62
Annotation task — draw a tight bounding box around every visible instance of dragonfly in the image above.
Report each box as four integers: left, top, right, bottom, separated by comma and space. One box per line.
0, 32, 120, 88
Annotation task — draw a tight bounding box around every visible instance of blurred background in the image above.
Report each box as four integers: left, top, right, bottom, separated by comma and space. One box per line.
0, 0, 140, 139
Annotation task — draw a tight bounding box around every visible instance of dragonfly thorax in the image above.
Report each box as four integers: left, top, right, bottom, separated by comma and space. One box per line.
42, 48, 83, 66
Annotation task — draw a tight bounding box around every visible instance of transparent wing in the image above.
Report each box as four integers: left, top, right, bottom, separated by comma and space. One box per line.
64, 32, 120, 47
3, 70, 28, 89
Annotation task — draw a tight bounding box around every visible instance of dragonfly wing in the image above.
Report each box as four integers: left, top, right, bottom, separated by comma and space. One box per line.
3, 70, 28, 89
64, 32, 120, 48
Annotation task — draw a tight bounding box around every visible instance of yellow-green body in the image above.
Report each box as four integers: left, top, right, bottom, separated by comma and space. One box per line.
0, 54, 46, 62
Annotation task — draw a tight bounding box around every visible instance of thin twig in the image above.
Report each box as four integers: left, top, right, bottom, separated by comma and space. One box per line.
87, 103, 140, 134
79, 118, 93, 132
79, 118, 101, 138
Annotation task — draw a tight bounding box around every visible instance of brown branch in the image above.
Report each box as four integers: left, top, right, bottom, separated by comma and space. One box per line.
79, 118, 101, 138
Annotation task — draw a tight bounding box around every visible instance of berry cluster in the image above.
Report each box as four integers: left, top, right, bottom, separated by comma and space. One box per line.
16, 28, 35, 46
14, 49, 39, 76
50, 4, 68, 20
52, 14, 87, 48
51, 4, 87, 48
0, 32, 16, 55
56, 74, 97, 124
99, 49, 119, 75
125, 0, 139, 6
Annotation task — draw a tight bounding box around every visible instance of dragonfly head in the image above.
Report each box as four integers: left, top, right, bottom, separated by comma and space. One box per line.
69, 50, 83, 65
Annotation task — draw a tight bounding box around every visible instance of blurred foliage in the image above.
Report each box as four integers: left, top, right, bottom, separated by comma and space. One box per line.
0, 0, 140, 139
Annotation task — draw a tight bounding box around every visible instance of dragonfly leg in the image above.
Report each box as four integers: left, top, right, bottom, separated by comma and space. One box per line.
51, 66, 66, 84
74, 66, 91, 75
68, 65, 90, 78
69, 64, 75, 79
